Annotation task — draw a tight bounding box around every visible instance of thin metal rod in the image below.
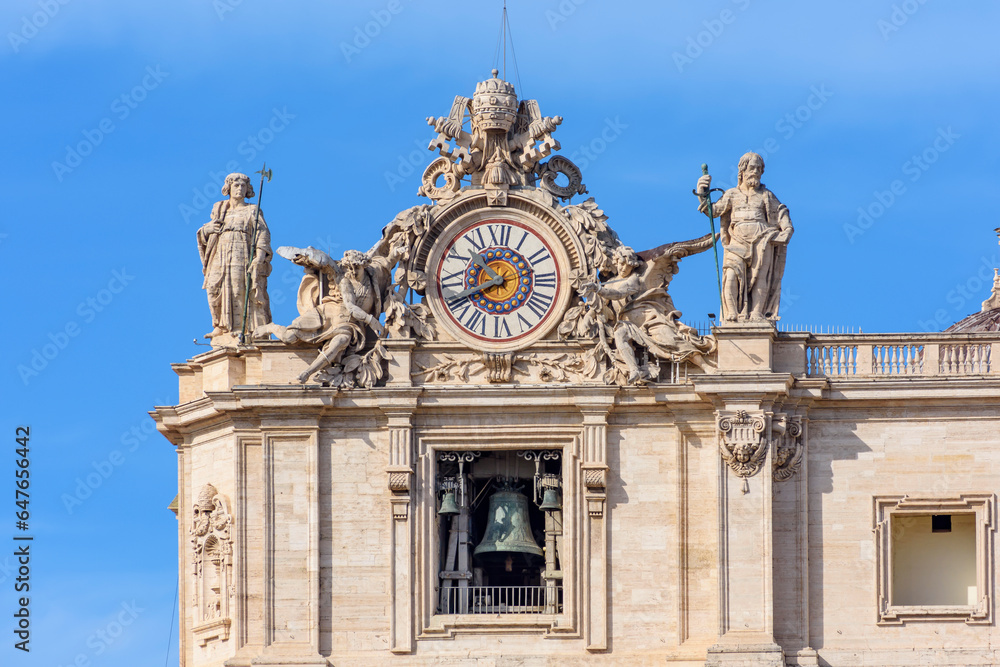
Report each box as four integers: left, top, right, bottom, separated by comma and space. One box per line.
240, 164, 270, 343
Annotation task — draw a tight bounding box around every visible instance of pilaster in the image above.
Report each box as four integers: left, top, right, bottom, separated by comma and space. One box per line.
575, 387, 617, 652
378, 388, 422, 654
699, 324, 788, 666
251, 417, 325, 667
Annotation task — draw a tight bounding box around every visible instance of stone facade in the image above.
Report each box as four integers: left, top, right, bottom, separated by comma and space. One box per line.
156, 73, 1000, 667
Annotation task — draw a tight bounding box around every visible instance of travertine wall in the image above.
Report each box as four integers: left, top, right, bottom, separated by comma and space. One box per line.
804, 408, 1000, 666
157, 333, 1000, 667
320, 426, 392, 655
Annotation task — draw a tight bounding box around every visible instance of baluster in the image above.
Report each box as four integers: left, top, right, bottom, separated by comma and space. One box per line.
850, 345, 858, 375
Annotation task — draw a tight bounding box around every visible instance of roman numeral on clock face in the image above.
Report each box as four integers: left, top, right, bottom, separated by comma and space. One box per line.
524, 290, 554, 319
464, 227, 486, 251
493, 316, 512, 338
526, 247, 551, 265
446, 248, 469, 263
486, 224, 512, 247
534, 271, 556, 289
446, 295, 469, 312
463, 308, 487, 335
441, 269, 465, 291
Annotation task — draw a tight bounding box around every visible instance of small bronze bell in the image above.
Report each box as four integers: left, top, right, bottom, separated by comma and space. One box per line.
438, 491, 460, 515
473, 489, 543, 565
538, 488, 561, 512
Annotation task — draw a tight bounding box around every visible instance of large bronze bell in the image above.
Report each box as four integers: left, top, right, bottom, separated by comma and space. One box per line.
473, 489, 543, 565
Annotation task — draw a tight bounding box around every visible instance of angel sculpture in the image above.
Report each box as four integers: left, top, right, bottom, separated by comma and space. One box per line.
579, 237, 717, 384
254, 241, 406, 386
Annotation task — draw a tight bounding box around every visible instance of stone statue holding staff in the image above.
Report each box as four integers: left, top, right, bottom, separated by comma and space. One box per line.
696, 152, 793, 322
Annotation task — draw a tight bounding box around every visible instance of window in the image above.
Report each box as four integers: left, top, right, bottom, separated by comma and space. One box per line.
435, 449, 563, 616
411, 428, 596, 642
874, 494, 995, 625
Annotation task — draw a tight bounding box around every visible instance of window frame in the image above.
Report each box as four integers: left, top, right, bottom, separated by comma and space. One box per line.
873, 494, 996, 625
414, 431, 585, 641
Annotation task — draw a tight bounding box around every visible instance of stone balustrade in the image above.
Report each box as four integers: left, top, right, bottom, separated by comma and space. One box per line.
803, 333, 1000, 378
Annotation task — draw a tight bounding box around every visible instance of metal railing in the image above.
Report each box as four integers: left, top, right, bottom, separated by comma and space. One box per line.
439, 585, 562, 615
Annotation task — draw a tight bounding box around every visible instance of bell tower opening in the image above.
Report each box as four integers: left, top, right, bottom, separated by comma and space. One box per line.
436, 449, 563, 615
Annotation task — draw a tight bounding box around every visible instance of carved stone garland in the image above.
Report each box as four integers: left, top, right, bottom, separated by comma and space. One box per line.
718, 411, 767, 494
190, 483, 233, 646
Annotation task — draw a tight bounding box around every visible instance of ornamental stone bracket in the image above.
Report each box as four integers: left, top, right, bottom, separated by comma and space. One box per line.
771, 414, 804, 482
582, 465, 608, 517
718, 410, 767, 494
717, 410, 806, 491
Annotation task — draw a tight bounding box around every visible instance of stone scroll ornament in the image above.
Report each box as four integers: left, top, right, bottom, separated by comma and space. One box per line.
718, 411, 767, 494
419, 69, 587, 206
190, 484, 233, 644
558, 199, 717, 385
254, 206, 435, 388
696, 152, 793, 323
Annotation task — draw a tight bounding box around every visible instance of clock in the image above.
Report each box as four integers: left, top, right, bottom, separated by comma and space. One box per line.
428, 216, 566, 352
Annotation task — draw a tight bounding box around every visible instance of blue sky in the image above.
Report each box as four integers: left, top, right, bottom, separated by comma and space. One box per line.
2, 1, 999, 665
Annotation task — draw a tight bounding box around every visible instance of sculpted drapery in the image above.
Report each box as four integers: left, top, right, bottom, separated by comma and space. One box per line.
698, 152, 793, 322
197, 173, 272, 342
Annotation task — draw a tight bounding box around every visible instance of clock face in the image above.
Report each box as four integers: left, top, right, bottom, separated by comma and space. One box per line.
434, 219, 561, 347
